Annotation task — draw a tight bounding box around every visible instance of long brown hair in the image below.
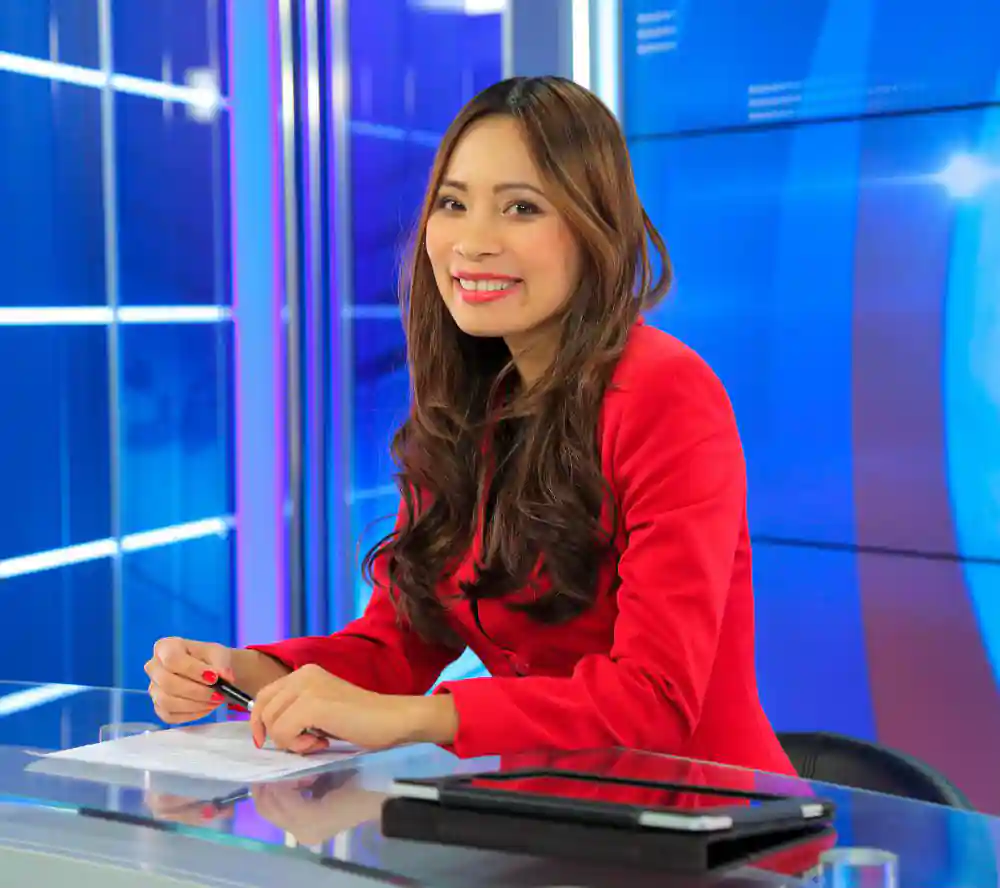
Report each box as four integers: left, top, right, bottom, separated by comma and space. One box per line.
361, 76, 672, 642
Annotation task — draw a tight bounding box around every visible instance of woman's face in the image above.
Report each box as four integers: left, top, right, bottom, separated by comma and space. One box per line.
424, 115, 583, 357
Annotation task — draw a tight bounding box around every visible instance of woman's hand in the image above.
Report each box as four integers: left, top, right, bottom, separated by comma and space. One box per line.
145, 638, 292, 724
249, 664, 459, 754
145, 637, 236, 724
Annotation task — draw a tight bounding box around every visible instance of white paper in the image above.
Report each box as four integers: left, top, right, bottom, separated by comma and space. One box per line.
42, 721, 361, 784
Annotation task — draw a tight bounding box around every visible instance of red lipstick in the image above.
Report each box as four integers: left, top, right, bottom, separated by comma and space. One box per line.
453, 271, 522, 304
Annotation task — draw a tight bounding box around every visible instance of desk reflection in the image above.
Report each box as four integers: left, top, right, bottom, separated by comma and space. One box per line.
145, 748, 834, 878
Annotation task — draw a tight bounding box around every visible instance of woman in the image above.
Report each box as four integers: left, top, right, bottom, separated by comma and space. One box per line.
146, 76, 794, 776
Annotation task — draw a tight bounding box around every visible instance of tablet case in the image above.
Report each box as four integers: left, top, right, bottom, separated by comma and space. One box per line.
381, 795, 834, 875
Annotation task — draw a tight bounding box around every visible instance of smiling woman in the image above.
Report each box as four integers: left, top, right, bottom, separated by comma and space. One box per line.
147, 76, 796, 779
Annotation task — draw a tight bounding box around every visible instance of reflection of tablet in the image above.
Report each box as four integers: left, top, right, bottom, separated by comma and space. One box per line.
388, 769, 833, 834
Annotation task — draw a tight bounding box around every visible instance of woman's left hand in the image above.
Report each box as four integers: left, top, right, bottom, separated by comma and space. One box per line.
249, 664, 457, 754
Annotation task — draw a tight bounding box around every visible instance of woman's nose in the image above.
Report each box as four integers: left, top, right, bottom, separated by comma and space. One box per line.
453, 242, 501, 260
452, 216, 502, 259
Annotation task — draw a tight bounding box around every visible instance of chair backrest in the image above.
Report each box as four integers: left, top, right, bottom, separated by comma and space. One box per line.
778, 731, 973, 810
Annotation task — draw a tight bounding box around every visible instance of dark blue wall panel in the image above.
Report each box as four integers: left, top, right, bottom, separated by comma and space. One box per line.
0, 73, 105, 308
622, 0, 1000, 137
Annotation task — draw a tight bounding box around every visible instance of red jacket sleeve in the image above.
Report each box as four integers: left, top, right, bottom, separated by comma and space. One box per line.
434, 350, 745, 756
248, 506, 466, 696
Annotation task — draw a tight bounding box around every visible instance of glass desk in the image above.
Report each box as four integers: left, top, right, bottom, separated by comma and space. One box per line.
0, 681, 998, 887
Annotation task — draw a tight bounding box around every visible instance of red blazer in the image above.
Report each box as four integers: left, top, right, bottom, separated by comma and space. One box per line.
251, 320, 795, 776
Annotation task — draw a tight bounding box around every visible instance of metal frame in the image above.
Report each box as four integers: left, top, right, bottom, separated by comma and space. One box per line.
299, 0, 335, 636
231, 0, 292, 648
325, 0, 355, 632
277, 0, 306, 636
97, 0, 125, 689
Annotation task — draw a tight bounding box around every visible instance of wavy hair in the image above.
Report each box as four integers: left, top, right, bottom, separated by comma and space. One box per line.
361, 76, 672, 642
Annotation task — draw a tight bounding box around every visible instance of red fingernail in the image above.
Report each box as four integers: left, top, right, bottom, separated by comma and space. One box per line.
202, 671, 218, 684
211, 692, 224, 702
253, 735, 262, 749
201, 805, 217, 820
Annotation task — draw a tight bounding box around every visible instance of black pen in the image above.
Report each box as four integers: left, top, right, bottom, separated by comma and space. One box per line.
211, 676, 333, 741
211, 676, 254, 711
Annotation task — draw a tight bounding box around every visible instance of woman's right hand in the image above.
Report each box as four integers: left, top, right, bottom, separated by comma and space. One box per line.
145, 637, 236, 724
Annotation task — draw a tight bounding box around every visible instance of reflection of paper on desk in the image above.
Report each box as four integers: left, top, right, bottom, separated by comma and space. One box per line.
41, 721, 362, 783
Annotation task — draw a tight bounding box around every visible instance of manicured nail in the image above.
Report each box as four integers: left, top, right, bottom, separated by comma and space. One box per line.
202, 670, 218, 684
201, 805, 217, 820
211, 692, 224, 702
253, 735, 262, 749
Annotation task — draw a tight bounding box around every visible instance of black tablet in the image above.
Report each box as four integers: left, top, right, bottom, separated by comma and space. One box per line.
388, 768, 834, 834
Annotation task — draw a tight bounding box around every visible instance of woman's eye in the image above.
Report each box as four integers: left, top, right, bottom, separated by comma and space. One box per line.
507, 201, 541, 216
436, 196, 464, 211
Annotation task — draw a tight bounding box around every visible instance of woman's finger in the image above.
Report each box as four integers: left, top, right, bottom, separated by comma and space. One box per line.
253, 684, 298, 748
147, 660, 222, 707
288, 733, 329, 756
152, 699, 216, 724
267, 696, 320, 751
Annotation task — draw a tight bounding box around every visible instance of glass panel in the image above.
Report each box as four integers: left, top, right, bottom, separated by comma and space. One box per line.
0, 685, 160, 751
0, 0, 99, 68
114, 91, 230, 307
351, 317, 407, 494
120, 533, 234, 690
111, 0, 227, 94
349, 489, 399, 615
350, 0, 500, 131
0, 560, 114, 687
406, 5, 499, 132
0, 73, 105, 307
118, 323, 233, 535
0, 326, 111, 559
349, 132, 434, 307
341, 0, 503, 621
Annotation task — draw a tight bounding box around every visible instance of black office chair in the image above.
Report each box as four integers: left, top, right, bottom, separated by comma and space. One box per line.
778, 731, 974, 810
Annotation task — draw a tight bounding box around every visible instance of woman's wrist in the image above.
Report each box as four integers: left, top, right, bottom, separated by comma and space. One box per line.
406, 693, 459, 746
230, 648, 292, 696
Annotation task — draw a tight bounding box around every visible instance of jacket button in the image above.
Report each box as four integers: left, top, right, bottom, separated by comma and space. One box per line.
511, 656, 529, 676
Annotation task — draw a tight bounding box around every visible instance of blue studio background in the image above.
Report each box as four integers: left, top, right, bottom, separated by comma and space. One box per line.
1, 0, 998, 813
0, 0, 234, 687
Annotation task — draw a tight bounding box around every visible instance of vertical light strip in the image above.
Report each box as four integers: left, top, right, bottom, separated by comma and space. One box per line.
206, 0, 234, 644
500, 0, 515, 78
572, 0, 591, 89
592, 0, 621, 119
229, 0, 288, 646
327, 0, 354, 627
301, 0, 329, 635
97, 0, 125, 690
277, 0, 305, 637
